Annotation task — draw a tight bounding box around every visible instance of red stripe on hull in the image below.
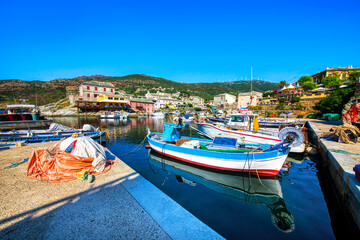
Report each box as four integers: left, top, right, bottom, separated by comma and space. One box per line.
202, 123, 281, 142
151, 147, 280, 177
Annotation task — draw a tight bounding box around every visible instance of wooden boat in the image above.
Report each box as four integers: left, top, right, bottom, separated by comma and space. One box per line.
0, 123, 106, 144
147, 123, 293, 176
196, 122, 305, 153
148, 150, 295, 233
151, 111, 165, 118
98, 111, 129, 120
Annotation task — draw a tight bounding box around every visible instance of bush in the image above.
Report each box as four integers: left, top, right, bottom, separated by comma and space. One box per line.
194, 107, 202, 111
278, 97, 285, 104
298, 76, 313, 86
302, 81, 317, 91
291, 96, 301, 104
276, 103, 284, 110
315, 88, 355, 114
322, 76, 342, 89
250, 105, 263, 110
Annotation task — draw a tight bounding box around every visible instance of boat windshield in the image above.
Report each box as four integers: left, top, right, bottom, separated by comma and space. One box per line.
230, 116, 246, 122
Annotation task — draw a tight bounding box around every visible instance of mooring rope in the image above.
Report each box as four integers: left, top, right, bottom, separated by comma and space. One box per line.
118, 135, 148, 156
4, 158, 29, 169
329, 149, 360, 156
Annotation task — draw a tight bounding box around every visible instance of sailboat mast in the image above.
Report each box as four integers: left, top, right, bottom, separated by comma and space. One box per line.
251, 66, 253, 94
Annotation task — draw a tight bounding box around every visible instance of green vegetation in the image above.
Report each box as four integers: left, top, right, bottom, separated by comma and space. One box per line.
315, 88, 355, 114
302, 81, 317, 91
0, 74, 280, 105
290, 96, 301, 104
321, 75, 342, 89
349, 71, 360, 83
194, 107, 202, 111
278, 80, 288, 89
250, 105, 262, 110
298, 76, 313, 86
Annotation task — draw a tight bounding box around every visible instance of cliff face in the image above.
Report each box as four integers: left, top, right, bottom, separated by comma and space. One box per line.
0, 74, 279, 105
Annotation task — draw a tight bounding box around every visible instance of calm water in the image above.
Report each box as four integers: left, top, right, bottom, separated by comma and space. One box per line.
49, 116, 355, 239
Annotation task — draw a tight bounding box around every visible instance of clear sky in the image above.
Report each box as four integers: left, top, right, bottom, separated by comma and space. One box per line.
1, 0, 359, 83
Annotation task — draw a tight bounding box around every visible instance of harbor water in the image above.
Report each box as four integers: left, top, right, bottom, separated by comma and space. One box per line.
49, 116, 356, 239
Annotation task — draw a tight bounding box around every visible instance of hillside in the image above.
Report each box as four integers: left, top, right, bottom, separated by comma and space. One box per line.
0, 74, 279, 105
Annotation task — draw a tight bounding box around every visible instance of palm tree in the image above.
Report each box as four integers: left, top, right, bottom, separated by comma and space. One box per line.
278, 81, 288, 89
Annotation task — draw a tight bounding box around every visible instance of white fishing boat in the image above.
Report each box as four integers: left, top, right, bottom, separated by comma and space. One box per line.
196, 122, 305, 153
151, 111, 165, 118
147, 123, 301, 176
148, 151, 295, 232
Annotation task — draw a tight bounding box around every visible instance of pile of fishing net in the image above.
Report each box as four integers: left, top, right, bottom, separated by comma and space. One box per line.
27, 136, 118, 183
330, 124, 360, 144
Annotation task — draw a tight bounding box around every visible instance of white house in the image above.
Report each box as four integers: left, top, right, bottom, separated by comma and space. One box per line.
213, 93, 237, 107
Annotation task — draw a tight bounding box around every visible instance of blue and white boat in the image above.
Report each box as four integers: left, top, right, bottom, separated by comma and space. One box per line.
147, 123, 293, 176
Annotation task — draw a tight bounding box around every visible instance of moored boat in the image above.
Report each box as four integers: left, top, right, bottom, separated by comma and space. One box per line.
147, 123, 294, 176
196, 122, 305, 153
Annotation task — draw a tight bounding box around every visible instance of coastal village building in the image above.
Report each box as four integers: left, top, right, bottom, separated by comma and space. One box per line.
237, 91, 262, 109
311, 66, 360, 84
129, 98, 154, 113
191, 96, 205, 106
79, 81, 115, 101
213, 93, 236, 107
96, 94, 128, 110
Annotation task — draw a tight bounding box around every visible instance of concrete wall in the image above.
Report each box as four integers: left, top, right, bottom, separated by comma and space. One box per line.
306, 121, 360, 233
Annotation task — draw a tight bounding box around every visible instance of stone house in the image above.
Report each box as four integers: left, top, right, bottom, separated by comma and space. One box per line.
311, 66, 360, 84
237, 91, 262, 109
213, 93, 236, 107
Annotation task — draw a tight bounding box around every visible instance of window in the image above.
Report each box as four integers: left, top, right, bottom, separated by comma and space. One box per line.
108, 97, 113, 100
120, 98, 124, 100
342, 73, 346, 79
95, 87, 98, 90
87, 93, 90, 97
104, 88, 106, 91
87, 86, 90, 90
94, 94, 98, 98
111, 89, 113, 92
115, 98, 119, 100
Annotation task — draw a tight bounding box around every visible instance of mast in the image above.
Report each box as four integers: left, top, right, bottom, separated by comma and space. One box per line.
251, 66, 253, 94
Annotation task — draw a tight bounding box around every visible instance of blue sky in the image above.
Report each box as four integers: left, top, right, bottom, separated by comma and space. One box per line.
1, 0, 359, 83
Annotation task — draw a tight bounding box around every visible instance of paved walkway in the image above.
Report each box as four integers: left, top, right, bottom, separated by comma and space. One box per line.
310, 120, 360, 163
0, 143, 223, 240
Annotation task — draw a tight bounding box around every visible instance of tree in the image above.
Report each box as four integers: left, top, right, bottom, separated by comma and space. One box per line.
278, 81, 288, 89
301, 81, 317, 91
298, 76, 313, 86
322, 75, 342, 89
348, 71, 360, 83
262, 92, 271, 98
315, 88, 355, 114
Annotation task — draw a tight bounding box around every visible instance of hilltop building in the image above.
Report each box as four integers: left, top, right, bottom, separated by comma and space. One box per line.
311, 66, 360, 84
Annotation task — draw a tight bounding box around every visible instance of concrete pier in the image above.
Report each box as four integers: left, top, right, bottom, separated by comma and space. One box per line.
0, 143, 224, 240
307, 121, 360, 234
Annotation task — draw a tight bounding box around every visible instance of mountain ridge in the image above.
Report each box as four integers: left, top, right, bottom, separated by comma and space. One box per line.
0, 74, 279, 105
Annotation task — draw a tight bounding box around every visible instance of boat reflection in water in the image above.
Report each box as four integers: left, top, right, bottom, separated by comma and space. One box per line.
148, 150, 295, 233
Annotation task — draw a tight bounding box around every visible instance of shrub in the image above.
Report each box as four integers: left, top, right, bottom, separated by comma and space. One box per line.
302, 81, 317, 91
315, 88, 355, 114
250, 105, 263, 110
276, 103, 284, 110
298, 76, 313, 86
291, 96, 301, 104
194, 107, 202, 111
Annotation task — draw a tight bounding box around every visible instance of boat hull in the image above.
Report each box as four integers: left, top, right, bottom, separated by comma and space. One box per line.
148, 135, 290, 176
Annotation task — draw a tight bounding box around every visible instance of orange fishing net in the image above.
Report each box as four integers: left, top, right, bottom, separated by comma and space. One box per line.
27, 142, 116, 183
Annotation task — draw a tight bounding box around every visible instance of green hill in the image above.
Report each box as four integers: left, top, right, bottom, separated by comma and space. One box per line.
0, 74, 279, 105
